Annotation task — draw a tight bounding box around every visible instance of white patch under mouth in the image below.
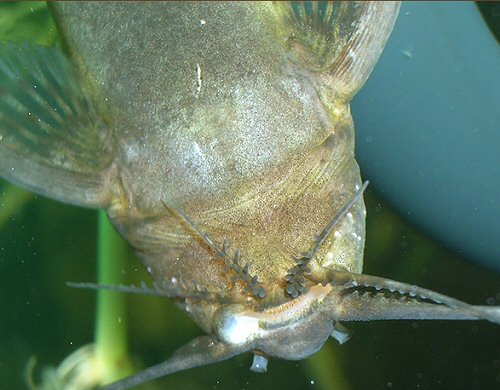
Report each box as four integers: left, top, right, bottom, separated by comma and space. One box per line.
221, 314, 260, 345
218, 283, 333, 345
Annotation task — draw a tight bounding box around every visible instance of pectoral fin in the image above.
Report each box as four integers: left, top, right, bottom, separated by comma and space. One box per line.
0, 43, 115, 207
273, 1, 400, 102
325, 270, 500, 325
101, 336, 245, 390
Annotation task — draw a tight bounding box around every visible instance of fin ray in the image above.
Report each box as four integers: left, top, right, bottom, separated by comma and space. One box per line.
326, 270, 500, 325
274, 1, 400, 101
0, 43, 114, 207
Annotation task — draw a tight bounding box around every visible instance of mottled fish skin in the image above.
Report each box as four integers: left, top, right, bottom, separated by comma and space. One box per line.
4, 2, 500, 388
48, 1, 394, 331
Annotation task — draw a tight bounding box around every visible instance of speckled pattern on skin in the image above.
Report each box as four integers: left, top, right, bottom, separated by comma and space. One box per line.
50, 2, 370, 319
8, 3, 499, 389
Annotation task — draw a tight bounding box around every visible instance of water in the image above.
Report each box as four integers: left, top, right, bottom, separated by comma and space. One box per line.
1, 3, 499, 389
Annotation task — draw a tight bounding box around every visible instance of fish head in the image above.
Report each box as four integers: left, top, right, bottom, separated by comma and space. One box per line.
47, 2, 398, 335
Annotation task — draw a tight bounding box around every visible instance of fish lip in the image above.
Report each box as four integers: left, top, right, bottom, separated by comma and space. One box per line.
213, 283, 334, 359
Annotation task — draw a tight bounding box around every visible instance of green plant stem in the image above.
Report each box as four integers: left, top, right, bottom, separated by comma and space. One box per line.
95, 210, 134, 383
0, 183, 33, 230
305, 340, 351, 390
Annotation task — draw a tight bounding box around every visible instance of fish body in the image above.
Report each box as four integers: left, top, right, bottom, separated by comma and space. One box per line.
48, 1, 372, 332
2, 2, 499, 389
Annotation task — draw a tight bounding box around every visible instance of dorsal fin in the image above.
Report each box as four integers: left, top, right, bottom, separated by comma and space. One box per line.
0, 43, 115, 207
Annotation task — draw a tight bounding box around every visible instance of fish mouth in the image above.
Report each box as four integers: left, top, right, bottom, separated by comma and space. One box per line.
213, 282, 336, 360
